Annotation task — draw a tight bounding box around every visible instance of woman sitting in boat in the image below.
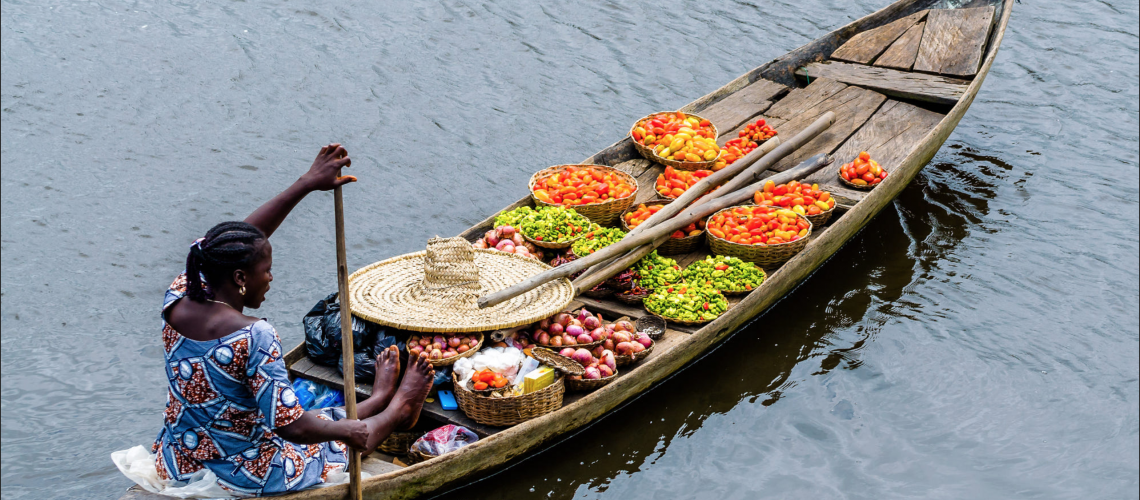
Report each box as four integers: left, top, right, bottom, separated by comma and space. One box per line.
154, 144, 434, 496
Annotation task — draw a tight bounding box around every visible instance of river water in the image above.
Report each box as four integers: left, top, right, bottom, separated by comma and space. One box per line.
1, 0, 1137, 498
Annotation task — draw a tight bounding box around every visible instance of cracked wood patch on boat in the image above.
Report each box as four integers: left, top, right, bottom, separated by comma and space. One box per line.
804, 99, 945, 201
875, 21, 926, 71
696, 78, 789, 134
913, 6, 995, 77
796, 60, 968, 106
829, 9, 928, 64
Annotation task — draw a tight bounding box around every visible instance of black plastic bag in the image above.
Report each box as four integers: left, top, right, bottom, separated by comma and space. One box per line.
303, 292, 381, 367
338, 328, 404, 381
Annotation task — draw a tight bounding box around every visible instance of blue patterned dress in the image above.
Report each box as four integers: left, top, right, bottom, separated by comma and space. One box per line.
153, 273, 348, 497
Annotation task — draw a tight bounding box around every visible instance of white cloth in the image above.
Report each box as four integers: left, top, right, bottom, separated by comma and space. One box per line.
112, 445, 364, 499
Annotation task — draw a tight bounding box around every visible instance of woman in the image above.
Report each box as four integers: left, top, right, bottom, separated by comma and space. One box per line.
154, 144, 433, 496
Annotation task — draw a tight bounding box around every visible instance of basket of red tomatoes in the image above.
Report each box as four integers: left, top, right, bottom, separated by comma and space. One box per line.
838, 151, 888, 189
620, 200, 706, 255
529, 164, 638, 226
705, 205, 813, 266
630, 111, 721, 171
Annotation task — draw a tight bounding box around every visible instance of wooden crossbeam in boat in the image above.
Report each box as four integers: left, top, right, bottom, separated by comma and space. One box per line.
803, 98, 945, 201
874, 21, 926, 71
796, 60, 969, 106
830, 9, 928, 64
913, 6, 995, 77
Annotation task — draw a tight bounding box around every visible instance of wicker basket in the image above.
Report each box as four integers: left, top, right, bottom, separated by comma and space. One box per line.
803, 205, 836, 227
523, 232, 581, 250
405, 332, 484, 367
838, 166, 885, 191
530, 347, 586, 376
614, 290, 649, 305
635, 316, 666, 340
619, 199, 705, 255
452, 372, 564, 427
630, 112, 720, 171
377, 431, 422, 455
614, 341, 655, 367
581, 287, 613, 300
565, 370, 618, 392
706, 206, 813, 267
529, 165, 638, 227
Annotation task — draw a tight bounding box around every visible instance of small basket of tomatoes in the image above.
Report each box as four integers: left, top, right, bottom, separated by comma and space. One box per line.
529, 164, 638, 227
620, 200, 706, 256
753, 179, 838, 227
654, 166, 718, 200
839, 151, 888, 190
451, 372, 565, 427
630, 111, 721, 171
705, 205, 813, 266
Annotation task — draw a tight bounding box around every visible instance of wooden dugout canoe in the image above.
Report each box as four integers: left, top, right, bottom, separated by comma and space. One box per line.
124, 0, 1012, 498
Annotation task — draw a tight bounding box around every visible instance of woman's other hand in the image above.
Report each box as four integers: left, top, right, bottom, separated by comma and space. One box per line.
300, 143, 356, 192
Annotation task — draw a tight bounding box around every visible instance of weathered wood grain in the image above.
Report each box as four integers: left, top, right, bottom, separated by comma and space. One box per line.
875, 21, 926, 70
795, 60, 968, 106
696, 78, 789, 133
804, 99, 945, 199
830, 10, 928, 64
914, 6, 995, 77
760, 79, 888, 172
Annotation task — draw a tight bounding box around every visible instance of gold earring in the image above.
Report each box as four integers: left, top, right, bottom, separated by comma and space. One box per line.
239, 286, 246, 296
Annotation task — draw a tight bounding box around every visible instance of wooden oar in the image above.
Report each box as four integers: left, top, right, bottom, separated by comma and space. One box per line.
570, 153, 834, 292
477, 112, 836, 309
334, 184, 363, 500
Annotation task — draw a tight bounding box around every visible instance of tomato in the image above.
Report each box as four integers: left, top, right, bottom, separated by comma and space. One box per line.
473, 381, 489, 391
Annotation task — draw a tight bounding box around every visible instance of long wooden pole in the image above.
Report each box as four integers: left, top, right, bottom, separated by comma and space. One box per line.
570, 153, 834, 293
334, 185, 363, 500
477, 112, 836, 309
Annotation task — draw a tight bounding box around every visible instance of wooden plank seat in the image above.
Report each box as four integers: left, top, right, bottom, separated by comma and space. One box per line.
913, 6, 996, 77
875, 20, 926, 71
830, 9, 928, 64
695, 78, 789, 133
796, 60, 969, 106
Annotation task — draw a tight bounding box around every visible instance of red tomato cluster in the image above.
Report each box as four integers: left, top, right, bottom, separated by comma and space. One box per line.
471, 369, 509, 391
533, 166, 635, 205
631, 112, 721, 163
623, 203, 705, 238
740, 118, 777, 142
707, 206, 810, 246
716, 137, 759, 170
655, 166, 712, 199
840, 151, 887, 186
753, 180, 836, 216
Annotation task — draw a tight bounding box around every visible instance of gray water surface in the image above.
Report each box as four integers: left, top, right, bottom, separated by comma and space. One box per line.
2, 0, 1138, 499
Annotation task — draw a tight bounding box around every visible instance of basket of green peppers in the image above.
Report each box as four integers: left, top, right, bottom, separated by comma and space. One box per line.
643, 284, 729, 324
681, 255, 766, 295
634, 251, 684, 289
497, 206, 592, 249
571, 227, 626, 257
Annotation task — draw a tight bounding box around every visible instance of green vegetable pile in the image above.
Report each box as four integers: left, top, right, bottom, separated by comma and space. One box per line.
644, 284, 728, 323
571, 227, 626, 257
634, 251, 684, 289
494, 206, 536, 228
497, 206, 591, 244
682, 255, 766, 293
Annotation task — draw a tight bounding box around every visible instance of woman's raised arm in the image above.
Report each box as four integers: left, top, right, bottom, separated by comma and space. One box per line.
244, 143, 357, 238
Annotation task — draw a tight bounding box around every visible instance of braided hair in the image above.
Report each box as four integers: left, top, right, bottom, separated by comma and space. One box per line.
186, 221, 267, 302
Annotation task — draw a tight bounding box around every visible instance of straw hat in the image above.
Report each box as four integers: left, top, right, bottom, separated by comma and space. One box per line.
348, 236, 575, 333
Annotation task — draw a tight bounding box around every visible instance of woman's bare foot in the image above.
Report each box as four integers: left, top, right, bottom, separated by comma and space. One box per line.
357, 346, 400, 419
390, 354, 435, 431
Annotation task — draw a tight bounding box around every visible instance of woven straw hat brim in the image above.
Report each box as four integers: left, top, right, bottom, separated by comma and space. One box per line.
348, 249, 574, 333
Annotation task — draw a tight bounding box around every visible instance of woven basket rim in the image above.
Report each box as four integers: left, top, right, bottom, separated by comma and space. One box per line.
705, 205, 814, 250
530, 347, 587, 376
629, 111, 721, 169
614, 340, 655, 365
528, 164, 639, 207
837, 166, 885, 190
643, 286, 727, 325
